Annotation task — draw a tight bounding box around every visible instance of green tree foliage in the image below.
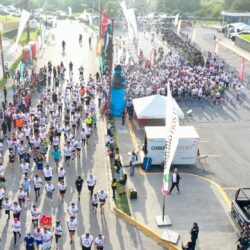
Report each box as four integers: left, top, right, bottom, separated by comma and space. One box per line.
231, 0, 250, 12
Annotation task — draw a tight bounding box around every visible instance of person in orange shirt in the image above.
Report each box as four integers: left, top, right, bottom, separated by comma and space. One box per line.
16, 118, 24, 131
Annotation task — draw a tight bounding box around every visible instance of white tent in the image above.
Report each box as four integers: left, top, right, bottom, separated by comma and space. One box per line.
132, 95, 184, 119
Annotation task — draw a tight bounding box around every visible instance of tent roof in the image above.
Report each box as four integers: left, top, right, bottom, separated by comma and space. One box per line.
132, 95, 184, 119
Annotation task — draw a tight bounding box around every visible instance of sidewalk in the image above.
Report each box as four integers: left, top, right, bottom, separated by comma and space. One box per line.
114, 117, 237, 250
0, 36, 22, 79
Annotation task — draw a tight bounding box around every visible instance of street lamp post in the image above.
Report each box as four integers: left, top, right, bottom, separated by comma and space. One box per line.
0, 24, 5, 78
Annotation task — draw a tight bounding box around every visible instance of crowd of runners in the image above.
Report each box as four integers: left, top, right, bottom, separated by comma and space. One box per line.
0, 57, 112, 249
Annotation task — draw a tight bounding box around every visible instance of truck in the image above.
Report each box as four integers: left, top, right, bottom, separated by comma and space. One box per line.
144, 126, 199, 165
231, 188, 250, 229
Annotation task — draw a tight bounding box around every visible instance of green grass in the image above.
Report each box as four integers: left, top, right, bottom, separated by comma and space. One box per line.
0, 15, 19, 23
108, 117, 131, 216
240, 34, 250, 42
4, 28, 40, 46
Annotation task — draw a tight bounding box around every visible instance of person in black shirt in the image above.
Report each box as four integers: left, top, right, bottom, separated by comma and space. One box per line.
75, 176, 84, 200
190, 222, 199, 250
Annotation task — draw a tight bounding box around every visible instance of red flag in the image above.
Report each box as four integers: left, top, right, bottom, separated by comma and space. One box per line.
239, 57, 245, 81
101, 12, 108, 38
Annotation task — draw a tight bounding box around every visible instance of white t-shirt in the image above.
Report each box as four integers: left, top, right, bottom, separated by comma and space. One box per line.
81, 234, 93, 247
86, 176, 96, 187
67, 219, 77, 230
43, 167, 53, 177
31, 208, 41, 219
94, 236, 105, 247
33, 177, 42, 188
68, 206, 78, 216
12, 221, 22, 232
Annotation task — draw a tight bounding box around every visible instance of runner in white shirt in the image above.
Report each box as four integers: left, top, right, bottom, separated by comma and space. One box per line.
97, 190, 108, 214
33, 175, 43, 201
58, 180, 67, 200
42, 228, 53, 250
34, 227, 44, 249
81, 233, 94, 250
11, 201, 22, 219
64, 144, 71, 166
43, 165, 53, 182
45, 181, 55, 200
20, 161, 29, 174
67, 203, 78, 217
31, 204, 41, 228
94, 234, 105, 250
57, 167, 66, 181
0, 186, 5, 209
91, 193, 99, 213
3, 197, 12, 219
17, 187, 26, 207
53, 220, 63, 245
67, 216, 77, 244
12, 218, 22, 245
86, 174, 96, 196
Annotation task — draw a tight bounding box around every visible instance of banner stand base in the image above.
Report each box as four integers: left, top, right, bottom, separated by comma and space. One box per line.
155, 215, 172, 226
161, 229, 179, 244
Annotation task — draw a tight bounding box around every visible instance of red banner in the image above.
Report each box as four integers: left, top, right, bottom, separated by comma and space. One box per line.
239, 57, 245, 81
40, 214, 52, 228
101, 12, 108, 38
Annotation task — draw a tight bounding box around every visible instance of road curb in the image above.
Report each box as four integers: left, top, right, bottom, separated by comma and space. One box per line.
112, 206, 180, 250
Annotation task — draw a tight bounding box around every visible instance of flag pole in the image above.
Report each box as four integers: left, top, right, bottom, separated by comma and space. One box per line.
162, 195, 166, 222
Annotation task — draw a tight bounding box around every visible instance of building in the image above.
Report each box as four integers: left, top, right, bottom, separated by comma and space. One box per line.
221, 11, 250, 25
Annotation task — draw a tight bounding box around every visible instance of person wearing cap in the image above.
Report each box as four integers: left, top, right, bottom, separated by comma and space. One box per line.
53, 220, 63, 245
58, 180, 67, 201
11, 201, 22, 219
67, 216, 77, 244
97, 190, 108, 214
24, 233, 35, 250
169, 168, 181, 194
81, 232, 94, 250
42, 227, 53, 250
12, 218, 22, 245
43, 164, 53, 182
31, 205, 41, 228
3, 197, 12, 219
75, 176, 84, 200
68, 202, 78, 217
94, 234, 105, 250
33, 175, 43, 202
86, 174, 96, 196
34, 227, 43, 250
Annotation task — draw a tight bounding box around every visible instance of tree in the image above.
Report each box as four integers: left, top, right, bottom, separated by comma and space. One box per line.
231, 0, 250, 12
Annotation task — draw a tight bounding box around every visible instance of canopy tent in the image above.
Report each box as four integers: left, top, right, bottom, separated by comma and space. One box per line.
132, 95, 184, 119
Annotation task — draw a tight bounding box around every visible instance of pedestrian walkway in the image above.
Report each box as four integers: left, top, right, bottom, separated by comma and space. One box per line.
0, 36, 22, 79
114, 117, 237, 250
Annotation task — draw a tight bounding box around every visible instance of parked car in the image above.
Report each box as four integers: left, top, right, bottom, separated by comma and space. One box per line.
46, 16, 57, 28
230, 30, 250, 41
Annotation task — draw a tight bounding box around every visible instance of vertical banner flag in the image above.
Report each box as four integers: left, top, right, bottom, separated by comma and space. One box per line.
176, 20, 181, 35
16, 10, 31, 45
162, 83, 180, 196
239, 57, 246, 81
214, 40, 220, 54
174, 14, 179, 27
68, 7, 72, 17
191, 27, 196, 43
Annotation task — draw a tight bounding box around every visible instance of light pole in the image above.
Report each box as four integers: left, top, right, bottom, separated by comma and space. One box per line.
0, 23, 5, 78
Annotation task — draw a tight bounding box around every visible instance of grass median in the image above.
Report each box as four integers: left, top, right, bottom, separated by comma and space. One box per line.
107, 116, 131, 216
4, 28, 40, 46
0, 15, 19, 23
240, 34, 250, 42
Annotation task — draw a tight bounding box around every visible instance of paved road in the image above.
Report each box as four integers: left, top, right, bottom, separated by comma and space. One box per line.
0, 20, 166, 250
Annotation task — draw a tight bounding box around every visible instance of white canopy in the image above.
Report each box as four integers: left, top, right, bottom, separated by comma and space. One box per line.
132, 95, 184, 119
